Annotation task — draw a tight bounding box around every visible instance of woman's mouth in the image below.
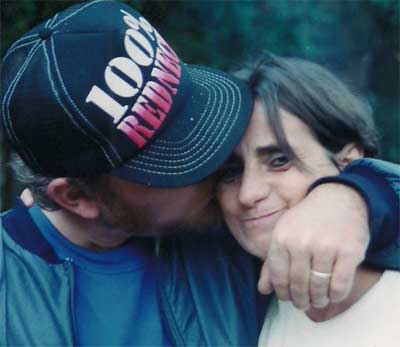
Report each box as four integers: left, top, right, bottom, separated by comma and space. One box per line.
241, 209, 284, 228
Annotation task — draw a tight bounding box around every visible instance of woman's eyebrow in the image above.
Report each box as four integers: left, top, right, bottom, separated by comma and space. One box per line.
255, 145, 282, 157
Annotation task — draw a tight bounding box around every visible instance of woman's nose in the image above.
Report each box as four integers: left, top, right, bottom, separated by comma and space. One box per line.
238, 169, 271, 207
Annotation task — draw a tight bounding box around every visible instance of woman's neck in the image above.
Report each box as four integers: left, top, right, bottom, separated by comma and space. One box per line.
306, 266, 383, 322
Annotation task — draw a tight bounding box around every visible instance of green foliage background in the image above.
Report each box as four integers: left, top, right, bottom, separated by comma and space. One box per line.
1, 0, 399, 210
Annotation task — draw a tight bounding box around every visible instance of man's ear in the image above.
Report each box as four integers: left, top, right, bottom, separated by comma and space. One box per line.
334, 143, 364, 170
47, 178, 100, 219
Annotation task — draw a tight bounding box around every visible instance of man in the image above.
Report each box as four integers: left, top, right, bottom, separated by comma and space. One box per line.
1, 1, 398, 346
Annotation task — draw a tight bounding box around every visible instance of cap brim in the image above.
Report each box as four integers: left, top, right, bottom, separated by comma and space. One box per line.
111, 64, 253, 187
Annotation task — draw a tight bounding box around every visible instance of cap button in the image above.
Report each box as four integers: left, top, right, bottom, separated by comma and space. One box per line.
39, 28, 53, 40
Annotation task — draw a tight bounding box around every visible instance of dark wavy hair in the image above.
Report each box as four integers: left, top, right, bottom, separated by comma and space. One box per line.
232, 52, 380, 166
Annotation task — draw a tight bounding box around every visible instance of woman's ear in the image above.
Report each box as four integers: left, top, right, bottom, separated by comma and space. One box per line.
334, 143, 364, 170
47, 178, 100, 219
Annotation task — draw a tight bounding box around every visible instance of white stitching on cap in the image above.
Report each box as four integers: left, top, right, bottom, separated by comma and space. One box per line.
47, 13, 59, 28
133, 75, 228, 162
47, 0, 124, 167
151, 71, 217, 147
2, 41, 44, 168
156, 76, 214, 146
150, 69, 238, 148
145, 77, 219, 154
47, 0, 130, 165
6, 34, 39, 54
4, 15, 54, 65
129, 73, 240, 168
139, 74, 220, 156
3, 42, 42, 149
128, 104, 241, 171
2, 0, 111, 171
49, 38, 122, 165
44, 17, 52, 29
51, 0, 105, 29
44, 39, 116, 168
127, 78, 238, 168
123, 75, 243, 174
136, 70, 239, 161
2, 39, 41, 64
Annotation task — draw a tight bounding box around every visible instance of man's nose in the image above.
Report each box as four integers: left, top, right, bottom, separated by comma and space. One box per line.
238, 169, 271, 207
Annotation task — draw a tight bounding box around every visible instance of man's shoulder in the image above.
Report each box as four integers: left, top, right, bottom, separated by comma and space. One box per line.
0, 200, 60, 263
0, 205, 20, 238
0, 199, 34, 239
0, 206, 17, 223
1, 198, 30, 221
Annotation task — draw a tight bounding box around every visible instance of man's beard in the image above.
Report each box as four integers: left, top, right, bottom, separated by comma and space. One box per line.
96, 195, 222, 237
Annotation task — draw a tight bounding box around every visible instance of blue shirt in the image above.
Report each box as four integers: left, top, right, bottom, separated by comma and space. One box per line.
29, 205, 170, 346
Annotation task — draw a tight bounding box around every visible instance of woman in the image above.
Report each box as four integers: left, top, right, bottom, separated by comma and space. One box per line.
216, 53, 399, 347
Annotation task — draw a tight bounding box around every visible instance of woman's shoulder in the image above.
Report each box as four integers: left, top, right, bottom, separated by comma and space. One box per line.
380, 270, 400, 285
369, 270, 400, 308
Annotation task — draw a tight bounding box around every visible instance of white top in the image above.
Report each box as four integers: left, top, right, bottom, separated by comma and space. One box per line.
259, 270, 400, 347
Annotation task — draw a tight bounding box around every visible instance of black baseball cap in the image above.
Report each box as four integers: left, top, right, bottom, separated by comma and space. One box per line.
1, 0, 252, 187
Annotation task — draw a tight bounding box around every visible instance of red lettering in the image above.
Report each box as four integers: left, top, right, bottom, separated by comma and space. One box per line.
143, 81, 173, 113
154, 30, 179, 62
131, 94, 166, 129
155, 51, 181, 80
117, 115, 154, 148
154, 29, 179, 62
151, 67, 179, 96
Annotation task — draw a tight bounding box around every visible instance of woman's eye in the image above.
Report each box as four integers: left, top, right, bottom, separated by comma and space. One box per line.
269, 154, 290, 169
217, 165, 243, 183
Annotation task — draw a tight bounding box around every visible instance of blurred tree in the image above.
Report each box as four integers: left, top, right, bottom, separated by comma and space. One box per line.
1, 0, 399, 211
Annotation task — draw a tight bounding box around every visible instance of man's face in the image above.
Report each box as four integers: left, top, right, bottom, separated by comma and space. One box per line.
96, 176, 218, 236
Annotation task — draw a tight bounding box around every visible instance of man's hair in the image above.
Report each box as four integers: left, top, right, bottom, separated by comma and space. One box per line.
232, 52, 380, 165
10, 153, 109, 211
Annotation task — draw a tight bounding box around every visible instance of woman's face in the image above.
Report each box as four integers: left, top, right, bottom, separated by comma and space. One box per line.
217, 100, 358, 259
